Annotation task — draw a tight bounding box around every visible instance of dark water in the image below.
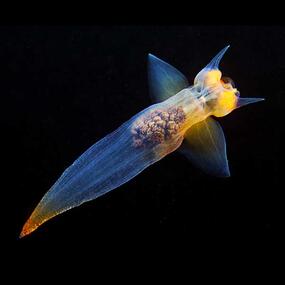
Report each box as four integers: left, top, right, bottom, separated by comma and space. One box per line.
2, 26, 281, 264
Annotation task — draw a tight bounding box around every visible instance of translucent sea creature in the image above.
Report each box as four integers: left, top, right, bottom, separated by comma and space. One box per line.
20, 46, 264, 238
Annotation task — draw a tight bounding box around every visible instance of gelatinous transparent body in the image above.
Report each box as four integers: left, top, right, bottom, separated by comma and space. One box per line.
20, 46, 264, 237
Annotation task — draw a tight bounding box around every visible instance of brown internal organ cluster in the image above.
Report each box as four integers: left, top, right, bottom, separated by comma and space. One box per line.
131, 106, 186, 148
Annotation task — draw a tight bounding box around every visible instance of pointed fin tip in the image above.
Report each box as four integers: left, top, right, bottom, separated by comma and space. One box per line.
216, 165, 231, 178
222, 161, 231, 177
237, 97, 265, 108
205, 45, 231, 70
202, 165, 230, 178
257, 98, 265, 103
224, 168, 231, 178
148, 53, 160, 62
223, 45, 230, 52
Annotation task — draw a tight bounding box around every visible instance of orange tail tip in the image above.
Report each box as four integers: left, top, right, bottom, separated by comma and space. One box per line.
19, 214, 53, 238
19, 218, 40, 238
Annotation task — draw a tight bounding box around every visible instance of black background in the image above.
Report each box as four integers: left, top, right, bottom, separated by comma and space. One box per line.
2, 26, 281, 266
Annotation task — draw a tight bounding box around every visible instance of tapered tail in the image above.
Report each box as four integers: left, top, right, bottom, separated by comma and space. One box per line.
20, 104, 184, 238
20, 115, 157, 238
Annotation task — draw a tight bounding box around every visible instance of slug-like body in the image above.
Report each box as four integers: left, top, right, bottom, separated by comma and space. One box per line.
20, 46, 264, 237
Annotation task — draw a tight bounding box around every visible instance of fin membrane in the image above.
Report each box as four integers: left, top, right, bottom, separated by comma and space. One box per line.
180, 117, 230, 177
148, 54, 189, 103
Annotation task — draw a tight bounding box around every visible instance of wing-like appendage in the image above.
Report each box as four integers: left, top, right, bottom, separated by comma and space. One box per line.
205, 45, 230, 70
148, 54, 189, 103
237, 97, 265, 108
180, 117, 230, 177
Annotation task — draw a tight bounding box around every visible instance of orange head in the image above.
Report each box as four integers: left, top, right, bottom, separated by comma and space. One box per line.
194, 46, 264, 117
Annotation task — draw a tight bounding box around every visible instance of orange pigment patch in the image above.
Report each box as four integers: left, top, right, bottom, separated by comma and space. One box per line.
19, 212, 56, 238
19, 218, 39, 238
218, 90, 237, 111
203, 70, 222, 86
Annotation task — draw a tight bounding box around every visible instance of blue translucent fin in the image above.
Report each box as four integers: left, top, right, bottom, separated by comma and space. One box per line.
180, 117, 230, 177
148, 54, 189, 103
194, 46, 230, 86
237, 97, 265, 108
205, 45, 230, 70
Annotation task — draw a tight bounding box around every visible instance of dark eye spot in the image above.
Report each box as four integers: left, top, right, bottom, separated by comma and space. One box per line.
221, 76, 235, 88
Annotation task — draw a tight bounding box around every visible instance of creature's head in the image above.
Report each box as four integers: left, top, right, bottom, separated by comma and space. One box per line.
194, 46, 264, 117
